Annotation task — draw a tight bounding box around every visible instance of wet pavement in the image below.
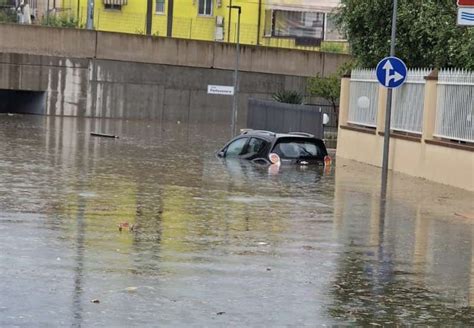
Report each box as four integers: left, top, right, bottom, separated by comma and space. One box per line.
0, 114, 473, 326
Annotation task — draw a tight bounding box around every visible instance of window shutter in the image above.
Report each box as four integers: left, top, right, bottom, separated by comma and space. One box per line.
103, 0, 127, 5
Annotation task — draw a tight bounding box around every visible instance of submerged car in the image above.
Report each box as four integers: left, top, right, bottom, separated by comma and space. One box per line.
217, 130, 331, 166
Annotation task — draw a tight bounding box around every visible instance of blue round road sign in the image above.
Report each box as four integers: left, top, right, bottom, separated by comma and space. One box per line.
376, 56, 407, 89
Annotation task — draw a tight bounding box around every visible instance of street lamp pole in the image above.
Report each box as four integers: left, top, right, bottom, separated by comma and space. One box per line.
381, 0, 398, 195
229, 5, 241, 137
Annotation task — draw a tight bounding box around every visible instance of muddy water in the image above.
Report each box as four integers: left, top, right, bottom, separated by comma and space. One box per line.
0, 115, 473, 326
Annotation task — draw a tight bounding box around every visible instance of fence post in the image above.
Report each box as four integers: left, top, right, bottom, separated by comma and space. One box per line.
376, 85, 388, 135
338, 74, 351, 128
421, 69, 438, 142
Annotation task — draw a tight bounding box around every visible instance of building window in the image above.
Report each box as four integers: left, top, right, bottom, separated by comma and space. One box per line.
198, 0, 212, 16
264, 10, 273, 37
325, 13, 346, 41
264, 10, 326, 46
156, 0, 164, 13
103, 0, 127, 10
104, 3, 122, 10
272, 10, 324, 39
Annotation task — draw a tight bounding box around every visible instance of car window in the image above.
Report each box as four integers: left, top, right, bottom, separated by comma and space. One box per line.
225, 138, 248, 157
246, 138, 267, 155
272, 138, 325, 159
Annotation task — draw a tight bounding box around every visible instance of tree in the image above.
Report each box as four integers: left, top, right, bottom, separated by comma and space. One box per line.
307, 62, 355, 125
307, 73, 341, 114
336, 0, 474, 69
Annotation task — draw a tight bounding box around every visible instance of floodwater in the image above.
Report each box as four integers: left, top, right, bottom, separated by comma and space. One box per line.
1, 114, 473, 327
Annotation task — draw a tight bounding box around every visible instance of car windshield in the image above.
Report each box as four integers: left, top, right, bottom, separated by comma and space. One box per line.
272, 138, 325, 159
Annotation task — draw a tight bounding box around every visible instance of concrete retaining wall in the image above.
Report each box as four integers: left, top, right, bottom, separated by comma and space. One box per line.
0, 24, 350, 77
0, 25, 96, 58
0, 53, 316, 124
0, 24, 351, 124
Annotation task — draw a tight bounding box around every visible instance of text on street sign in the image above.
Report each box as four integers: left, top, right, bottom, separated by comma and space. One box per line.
207, 85, 235, 96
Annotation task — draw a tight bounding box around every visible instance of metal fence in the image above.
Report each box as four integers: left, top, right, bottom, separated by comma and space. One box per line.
435, 69, 474, 143
391, 69, 430, 134
348, 69, 379, 128
247, 98, 324, 139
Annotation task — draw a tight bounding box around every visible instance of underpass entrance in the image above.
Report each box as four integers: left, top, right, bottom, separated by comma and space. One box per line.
0, 89, 46, 115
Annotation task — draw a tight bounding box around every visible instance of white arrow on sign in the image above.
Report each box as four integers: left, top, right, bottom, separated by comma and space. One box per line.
382, 60, 404, 87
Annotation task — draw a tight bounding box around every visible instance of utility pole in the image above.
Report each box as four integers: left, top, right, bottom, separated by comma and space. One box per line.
146, 0, 153, 35
381, 0, 398, 195
227, 0, 233, 42
228, 5, 241, 137
257, 0, 262, 45
167, 0, 174, 37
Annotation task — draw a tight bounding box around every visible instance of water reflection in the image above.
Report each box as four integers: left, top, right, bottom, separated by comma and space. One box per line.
72, 194, 86, 327
0, 115, 473, 326
330, 160, 474, 324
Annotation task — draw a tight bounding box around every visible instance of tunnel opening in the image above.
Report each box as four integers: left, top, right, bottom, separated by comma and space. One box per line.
0, 89, 46, 115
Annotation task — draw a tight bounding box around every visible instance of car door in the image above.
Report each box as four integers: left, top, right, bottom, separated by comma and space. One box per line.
222, 137, 249, 157
240, 137, 269, 160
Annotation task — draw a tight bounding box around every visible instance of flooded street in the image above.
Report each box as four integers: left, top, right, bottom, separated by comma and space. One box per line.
1, 115, 474, 326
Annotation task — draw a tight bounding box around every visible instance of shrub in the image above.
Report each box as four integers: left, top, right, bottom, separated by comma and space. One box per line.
0, 9, 17, 23
320, 41, 348, 54
40, 14, 78, 28
272, 90, 304, 105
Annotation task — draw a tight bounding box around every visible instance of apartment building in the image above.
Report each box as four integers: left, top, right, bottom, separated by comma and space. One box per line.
62, 0, 345, 51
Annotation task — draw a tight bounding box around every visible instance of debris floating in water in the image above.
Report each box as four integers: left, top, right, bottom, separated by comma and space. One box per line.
455, 212, 474, 219
118, 222, 129, 231
118, 222, 138, 232
90, 132, 119, 139
91, 299, 100, 304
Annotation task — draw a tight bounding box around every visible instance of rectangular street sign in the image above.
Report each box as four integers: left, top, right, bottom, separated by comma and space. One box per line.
207, 85, 235, 96
457, 7, 474, 26
458, 0, 474, 6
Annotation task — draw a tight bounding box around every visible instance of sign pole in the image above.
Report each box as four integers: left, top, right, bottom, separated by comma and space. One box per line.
381, 0, 398, 194
229, 6, 241, 138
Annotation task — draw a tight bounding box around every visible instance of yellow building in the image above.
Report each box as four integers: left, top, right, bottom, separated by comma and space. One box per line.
61, 0, 345, 51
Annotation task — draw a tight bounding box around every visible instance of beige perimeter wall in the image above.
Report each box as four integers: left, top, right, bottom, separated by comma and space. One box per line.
336, 75, 474, 192
337, 128, 474, 191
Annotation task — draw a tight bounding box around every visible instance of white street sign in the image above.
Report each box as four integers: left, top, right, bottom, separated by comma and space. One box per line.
457, 7, 474, 26
207, 85, 235, 96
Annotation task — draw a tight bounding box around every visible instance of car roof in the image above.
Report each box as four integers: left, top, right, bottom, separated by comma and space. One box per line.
239, 129, 321, 141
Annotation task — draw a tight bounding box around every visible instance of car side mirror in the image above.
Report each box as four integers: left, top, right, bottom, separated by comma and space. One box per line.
217, 151, 225, 158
